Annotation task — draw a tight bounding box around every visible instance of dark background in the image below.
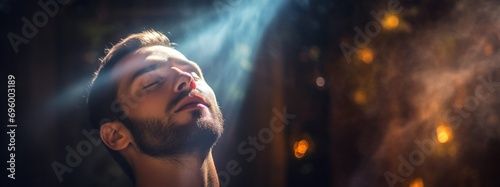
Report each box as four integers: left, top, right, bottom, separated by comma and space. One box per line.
2, 0, 500, 186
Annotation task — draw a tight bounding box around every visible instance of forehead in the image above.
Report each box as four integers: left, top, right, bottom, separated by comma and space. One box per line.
133, 45, 188, 63
111, 45, 199, 80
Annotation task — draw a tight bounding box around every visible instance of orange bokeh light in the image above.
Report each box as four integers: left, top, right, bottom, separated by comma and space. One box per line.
409, 178, 424, 187
359, 48, 374, 64
436, 125, 453, 143
293, 139, 310, 159
383, 14, 400, 30
354, 89, 367, 105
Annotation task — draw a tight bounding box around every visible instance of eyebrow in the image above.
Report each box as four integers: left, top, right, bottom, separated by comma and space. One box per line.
130, 62, 165, 83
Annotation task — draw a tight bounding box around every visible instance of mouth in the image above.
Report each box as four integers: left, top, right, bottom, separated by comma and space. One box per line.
174, 96, 210, 113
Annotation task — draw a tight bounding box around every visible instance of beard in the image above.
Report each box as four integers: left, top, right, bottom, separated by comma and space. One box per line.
121, 107, 224, 157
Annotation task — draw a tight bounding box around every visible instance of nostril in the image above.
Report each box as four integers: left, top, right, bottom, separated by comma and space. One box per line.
190, 81, 196, 90
177, 82, 186, 90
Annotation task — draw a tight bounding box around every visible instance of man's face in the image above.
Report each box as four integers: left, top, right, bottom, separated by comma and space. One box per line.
111, 45, 223, 157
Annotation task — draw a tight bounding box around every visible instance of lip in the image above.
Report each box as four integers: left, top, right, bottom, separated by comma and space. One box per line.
174, 94, 210, 113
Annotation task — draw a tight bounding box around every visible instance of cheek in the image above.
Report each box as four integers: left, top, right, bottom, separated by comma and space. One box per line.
209, 90, 218, 104
199, 82, 217, 102
127, 93, 169, 118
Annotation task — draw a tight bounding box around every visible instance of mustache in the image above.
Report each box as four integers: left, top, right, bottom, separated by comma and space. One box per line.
165, 90, 191, 113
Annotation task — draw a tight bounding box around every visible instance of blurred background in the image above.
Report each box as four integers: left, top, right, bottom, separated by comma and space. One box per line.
2, 0, 500, 186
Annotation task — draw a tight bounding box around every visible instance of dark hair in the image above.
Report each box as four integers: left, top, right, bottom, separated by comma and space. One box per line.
87, 30, 171, 181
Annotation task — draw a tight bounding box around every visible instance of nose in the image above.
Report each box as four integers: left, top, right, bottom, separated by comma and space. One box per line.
171, 67, 196, 93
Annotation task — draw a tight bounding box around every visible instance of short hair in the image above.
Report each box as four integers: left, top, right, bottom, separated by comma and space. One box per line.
87, 30, 171, 181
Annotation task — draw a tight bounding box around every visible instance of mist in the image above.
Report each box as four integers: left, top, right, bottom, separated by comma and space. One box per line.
345, 0, 500, 186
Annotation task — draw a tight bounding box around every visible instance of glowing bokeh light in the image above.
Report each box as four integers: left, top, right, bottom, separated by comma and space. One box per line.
354, 89, 367, 105
436, 125, 453, 143
382, 14, 399, 30
294, 139, 310, 159
316, 76, 325, 87
409, 178, 424, 187
359, 48, 374, 64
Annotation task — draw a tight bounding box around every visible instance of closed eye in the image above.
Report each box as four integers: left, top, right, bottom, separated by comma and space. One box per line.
143, 78, 164, 89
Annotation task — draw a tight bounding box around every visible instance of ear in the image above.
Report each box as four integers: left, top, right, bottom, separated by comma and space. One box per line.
100, 121, 132, 151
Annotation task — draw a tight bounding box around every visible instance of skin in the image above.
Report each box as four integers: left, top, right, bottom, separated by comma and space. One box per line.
100, 45, 221, 187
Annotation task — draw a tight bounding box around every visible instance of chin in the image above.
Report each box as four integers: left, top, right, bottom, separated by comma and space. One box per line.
184, 111, 223, 152
125, 112, 222, 157
173, 106, 223, 128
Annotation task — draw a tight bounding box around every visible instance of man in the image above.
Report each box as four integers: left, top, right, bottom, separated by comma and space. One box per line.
87, 30, 224, 187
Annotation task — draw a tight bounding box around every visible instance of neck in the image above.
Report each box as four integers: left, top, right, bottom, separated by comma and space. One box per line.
128, 150, 219, 187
